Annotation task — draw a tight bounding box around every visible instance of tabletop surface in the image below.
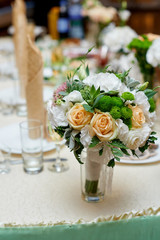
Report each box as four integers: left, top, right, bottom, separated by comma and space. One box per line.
0, 38, 160, 227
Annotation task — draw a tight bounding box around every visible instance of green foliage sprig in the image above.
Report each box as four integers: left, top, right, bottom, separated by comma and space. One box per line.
128, 36, 155, 87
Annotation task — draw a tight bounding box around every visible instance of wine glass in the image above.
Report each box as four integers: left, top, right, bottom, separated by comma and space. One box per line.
47, 124, 69, 173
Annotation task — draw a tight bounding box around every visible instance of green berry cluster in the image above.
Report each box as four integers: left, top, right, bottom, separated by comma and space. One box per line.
96, 94, 133, 128
121, 92, 135, 101
97, 96, 112, 112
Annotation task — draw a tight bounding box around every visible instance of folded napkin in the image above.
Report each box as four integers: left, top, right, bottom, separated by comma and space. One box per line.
26, 36, 46, 137
27, 22, 35, 42
12, 0, 27, 98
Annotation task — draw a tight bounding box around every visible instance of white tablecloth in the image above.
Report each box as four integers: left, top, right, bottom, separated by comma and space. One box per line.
0, 39, 160, 226
0, 83, 160, 226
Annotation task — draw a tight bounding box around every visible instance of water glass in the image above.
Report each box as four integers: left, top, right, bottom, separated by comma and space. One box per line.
0, 147, 11, 174
19, 119, 43, 174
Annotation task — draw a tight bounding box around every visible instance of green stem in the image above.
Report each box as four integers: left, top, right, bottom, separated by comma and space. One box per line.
85, 180, 98, 194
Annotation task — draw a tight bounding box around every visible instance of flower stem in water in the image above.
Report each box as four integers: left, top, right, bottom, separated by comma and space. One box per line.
85, 180, 98, 194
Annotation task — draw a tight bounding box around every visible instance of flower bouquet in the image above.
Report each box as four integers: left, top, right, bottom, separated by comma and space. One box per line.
128, 34, 160, 89
47, 63, 157, 202
102, 26, 137, 54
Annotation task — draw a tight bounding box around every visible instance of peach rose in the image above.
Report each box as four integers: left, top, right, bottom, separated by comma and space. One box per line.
90, 113, 118, 141
129, 105, 145, 128
67, 104, 93, 130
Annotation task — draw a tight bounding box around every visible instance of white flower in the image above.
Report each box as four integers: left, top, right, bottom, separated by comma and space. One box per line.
83, 72, 128, 93
146, 38, 160, 67
133, 91, 154, 126
47, 100, 68, 128
116, 119, 151, 150
118, 10, 131, 21
109, 52, 143, 82
116, 119, 129, 143
43, 67, 53, 78
82, 6, 117, 23
80, 125, 92, 147
64, 91, 84, 105
102, 26, 138, 52
125, 124, 151, 149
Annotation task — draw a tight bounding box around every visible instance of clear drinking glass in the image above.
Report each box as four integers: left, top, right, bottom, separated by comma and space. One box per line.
19, 119, 43, 174
0, 146, 11, 174
48, 125, 69, 173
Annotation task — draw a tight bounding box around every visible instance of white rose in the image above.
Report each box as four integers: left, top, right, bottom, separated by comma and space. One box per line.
146, 38, 160, 67
116, 119, 129, 144
116, 119, 151, 150
125, 124, 151, 150
80, 125, 92, 148
47, 100, 68, 128
64, 91, 84, 105
83, 72, 126, 93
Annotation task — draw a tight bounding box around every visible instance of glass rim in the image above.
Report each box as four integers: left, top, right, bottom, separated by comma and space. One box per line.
19, 119, 43, 130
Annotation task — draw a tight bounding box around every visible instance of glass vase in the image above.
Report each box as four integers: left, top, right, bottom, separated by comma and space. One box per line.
80, 147, 113, 203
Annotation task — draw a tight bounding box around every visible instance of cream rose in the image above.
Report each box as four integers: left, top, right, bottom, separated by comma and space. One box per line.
90, 113, 118, 141
129, 105, 145, 128
67, 104, 93, 130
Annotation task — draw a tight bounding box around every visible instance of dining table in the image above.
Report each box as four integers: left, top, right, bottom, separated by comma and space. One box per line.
0, 36, 160, 240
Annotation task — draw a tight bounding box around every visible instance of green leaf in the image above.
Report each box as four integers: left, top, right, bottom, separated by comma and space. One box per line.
83, 104, 94, 113
54, 126, 68, 138
101, 65, 111, 73
64, 129, 72, 138
125, 77, 140, 90
107, 90, 119, 96
139, 143, 149, 153
90, 85, 96, 96
89, 136, 100, 148
144, 89, 157, 99
58, 91, 68, 96
110, 140, 128, 149
115, 156, 120, 162
131, 150, 139, 158
85, 65, 89, 76
73, 149, 84, 164
107, 159, 115, 168
149, 136, 157, 141
72, 64, 82, 80
86, 45, 95, 55
121, 148, 130, 156
151, 131, 156, 135
99, 147, 104, 156
92, 87, 101, 100
116, 69, 131, 82
93, 94, 104, 108
112, 148, 123, 157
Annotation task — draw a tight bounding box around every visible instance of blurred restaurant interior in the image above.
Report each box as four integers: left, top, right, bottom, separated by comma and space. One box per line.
0, 0, 160, 35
